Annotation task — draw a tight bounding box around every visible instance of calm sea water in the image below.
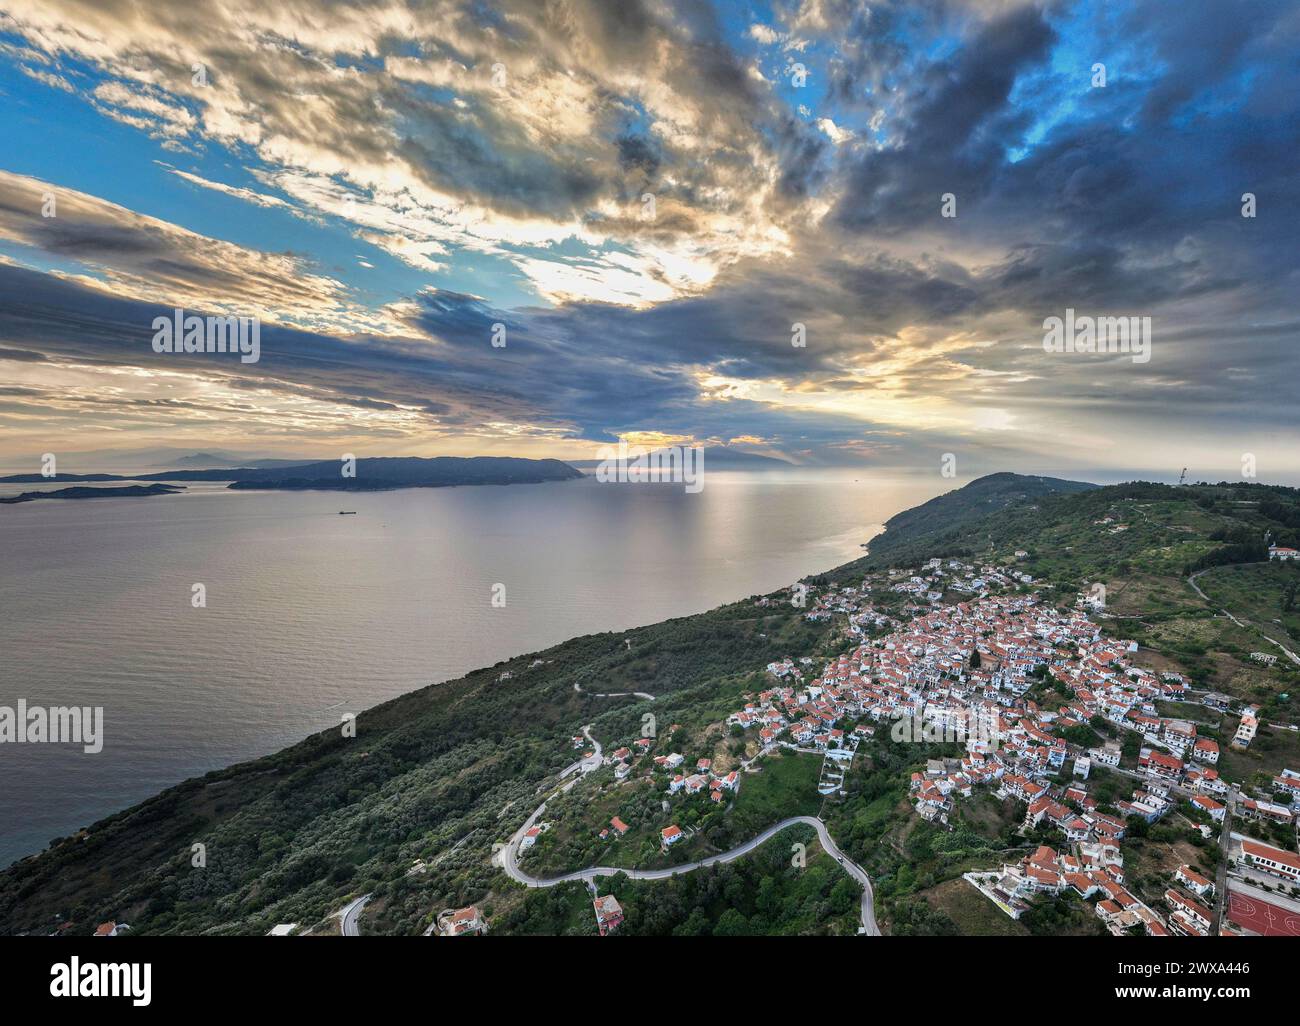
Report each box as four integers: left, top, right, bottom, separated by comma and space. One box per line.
0, 470, 941, 866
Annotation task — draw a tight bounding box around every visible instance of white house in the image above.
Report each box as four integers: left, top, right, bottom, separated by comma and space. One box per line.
1174, 865, 1214, 899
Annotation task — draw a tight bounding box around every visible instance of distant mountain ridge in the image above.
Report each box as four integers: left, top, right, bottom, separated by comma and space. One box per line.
168, 452, 315, 469
184, 456, 584, 490
678, 446, 791, 467
0, 456, 584, 492
570, 445, 792, 469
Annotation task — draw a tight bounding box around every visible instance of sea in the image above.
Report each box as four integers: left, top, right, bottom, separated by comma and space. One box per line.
0, 469, 943, 866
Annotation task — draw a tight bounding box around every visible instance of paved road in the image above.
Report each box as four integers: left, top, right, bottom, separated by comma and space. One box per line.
500, 812, 880, 935
1212, 800, 1234, 934
1107, 763, 1204, 803
1189, 570, 1300, 667
339, 893, 372, 937
573, 682, 656, 701
557, 724, 604, 780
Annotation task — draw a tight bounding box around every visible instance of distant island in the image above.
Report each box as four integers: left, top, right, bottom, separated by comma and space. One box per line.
0, 456, 584, 494
0, 483, 184, 504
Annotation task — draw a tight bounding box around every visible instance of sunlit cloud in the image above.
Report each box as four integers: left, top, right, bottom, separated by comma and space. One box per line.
0, 0, 1295, 477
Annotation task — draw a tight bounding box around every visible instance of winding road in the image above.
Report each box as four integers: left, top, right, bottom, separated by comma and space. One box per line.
1189, 569, 1300, 667
339, 893, 372, 936
500, 809, 880, 935
555, 724, 603, 781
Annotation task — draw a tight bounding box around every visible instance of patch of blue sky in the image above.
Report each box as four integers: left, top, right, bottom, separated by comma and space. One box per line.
719, 0, 783, 57
1004, 1, 1150, 162
0, 238, 80, 279
1168, 64, 1259, 128
0, 57, 479, 313
613, 95, 654, 136
398, 79, 462, 109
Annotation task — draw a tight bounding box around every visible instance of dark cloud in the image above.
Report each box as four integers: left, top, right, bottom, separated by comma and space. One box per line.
834, 5, 1057, 232
1, 0, 1297, 470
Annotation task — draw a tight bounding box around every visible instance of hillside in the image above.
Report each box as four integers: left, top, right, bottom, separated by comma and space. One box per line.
3, 473, 1298, 937
0, 598, 833, 935
824, 472, 1096, 577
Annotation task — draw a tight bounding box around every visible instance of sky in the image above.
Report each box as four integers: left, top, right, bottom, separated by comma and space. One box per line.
0, 0, 1296, 480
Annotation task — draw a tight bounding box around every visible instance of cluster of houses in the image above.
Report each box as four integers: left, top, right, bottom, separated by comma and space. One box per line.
799, 583, 897, 634
732, 589, 1254, 836
885, 557, 1035, 602
728, 673, 871, 754
963, 844, 1141, 931
964, 845, 1215, 936
748, 566, 1300, 934
543, 554, 1300, 937
664, 755, 742, 803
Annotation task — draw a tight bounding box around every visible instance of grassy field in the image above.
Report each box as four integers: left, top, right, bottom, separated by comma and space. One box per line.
726, 750, 824, 835
1197, 561, 1300, 648
953, 790, 1024, 843
1216, 724, 1300, 786
1102, 572, 1204, 618
920, 877, 1030, 937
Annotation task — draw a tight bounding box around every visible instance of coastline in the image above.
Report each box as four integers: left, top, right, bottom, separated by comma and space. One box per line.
0, 472, 927, 869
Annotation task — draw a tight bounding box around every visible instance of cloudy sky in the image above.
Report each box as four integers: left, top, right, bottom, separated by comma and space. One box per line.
0, 0, 1296, 479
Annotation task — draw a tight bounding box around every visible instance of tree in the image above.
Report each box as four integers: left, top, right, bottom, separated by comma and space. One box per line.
713, 908, 751, 936
672, 909, 711, 937
970, 649, 982, 669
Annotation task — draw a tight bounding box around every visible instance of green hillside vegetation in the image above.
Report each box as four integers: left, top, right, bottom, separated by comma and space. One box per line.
4, 473, 1299, 936
1196, 561, 1300, 649
1, 601, 833, 936
500, 823, 860, 936
823, 472, 1096, 577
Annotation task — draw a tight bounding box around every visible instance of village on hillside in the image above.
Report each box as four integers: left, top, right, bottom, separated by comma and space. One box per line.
525, 554, 1300, 937
759, 561, 1298, 936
